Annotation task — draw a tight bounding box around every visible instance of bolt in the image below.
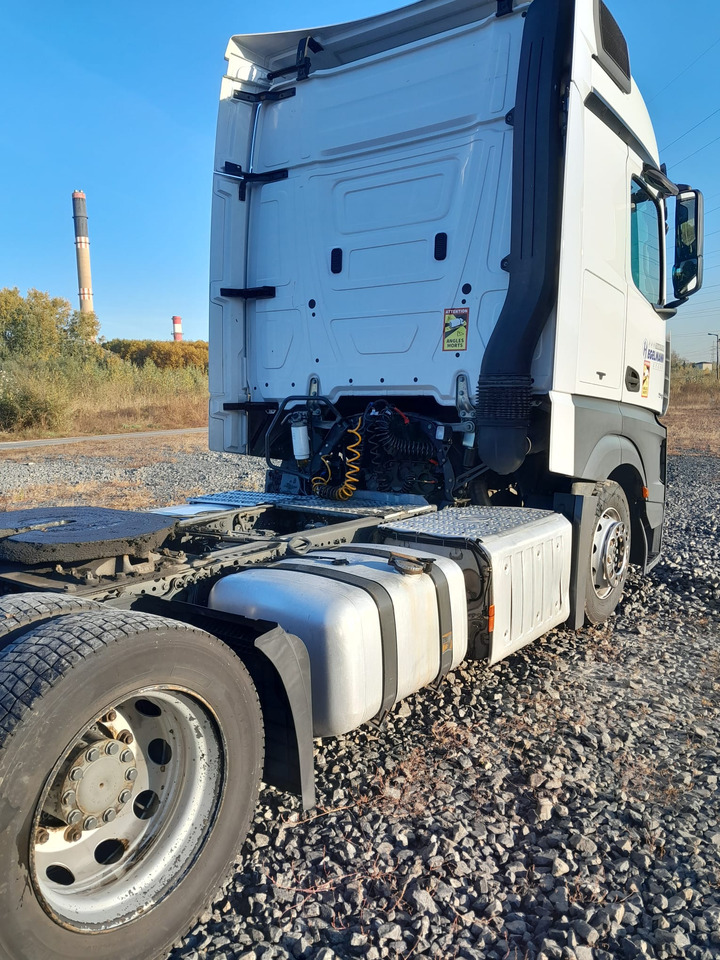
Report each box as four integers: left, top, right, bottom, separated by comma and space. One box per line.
85, 747, 100, 763
102, 808, 117, 823
64, 825, 82, 843
36, 827, 50, 845
125, 768, 138, 782
120, 749, 134, 764
69, 767, 84, 782
119, 790, 132, 804
105, 741, 120, 756
67, 810, 82, 825
83, 817, 99, 831
61, 790, 76, 807
117, 730, 134, 745
102, 710, 117, 723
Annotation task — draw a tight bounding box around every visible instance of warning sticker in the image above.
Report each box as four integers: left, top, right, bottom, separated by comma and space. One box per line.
641, 361, 651, 399
443, 308, 469, 352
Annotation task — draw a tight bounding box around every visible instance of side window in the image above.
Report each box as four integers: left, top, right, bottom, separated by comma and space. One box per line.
630, 178, 662, 305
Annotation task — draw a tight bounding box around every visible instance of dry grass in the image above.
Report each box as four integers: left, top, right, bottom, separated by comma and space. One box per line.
0, 478, 211, 512
0, 397, 208, 442
0, 355, 209, 442
0, 431, 208, 464
663, 376, 720, 455
69, 396, 208, 436
663, 401, 720, 455
0, 480, 157, 513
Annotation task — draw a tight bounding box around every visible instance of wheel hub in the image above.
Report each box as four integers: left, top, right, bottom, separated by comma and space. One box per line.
31, 689, 224, 931
591, 507, 630, 601
45, 739, 136, 830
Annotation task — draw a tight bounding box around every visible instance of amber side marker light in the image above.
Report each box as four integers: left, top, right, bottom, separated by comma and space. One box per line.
488, 605, 495, 633
642, 487, 650, 500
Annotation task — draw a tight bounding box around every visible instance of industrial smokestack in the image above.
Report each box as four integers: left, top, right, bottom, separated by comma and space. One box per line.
172, 316, 183, 342
72, 190, 94, 314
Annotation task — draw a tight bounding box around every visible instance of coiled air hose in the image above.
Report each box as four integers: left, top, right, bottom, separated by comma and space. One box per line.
312, 418, 363, 501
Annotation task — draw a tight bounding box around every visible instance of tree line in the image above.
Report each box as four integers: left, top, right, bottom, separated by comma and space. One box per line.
105, 339, 208, 371
0, 288, 207, 370
0, 287, 99, 360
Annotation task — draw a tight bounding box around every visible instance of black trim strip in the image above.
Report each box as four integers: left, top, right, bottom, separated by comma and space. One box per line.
584, 90, 654, 165
222, 401, 279, 413
475, 0, 576, 476
336, 545, 455, 682
220, 286, 276, 300
233, 88, 296, 104
276, 560, 399, 721
222, 161, 289, 201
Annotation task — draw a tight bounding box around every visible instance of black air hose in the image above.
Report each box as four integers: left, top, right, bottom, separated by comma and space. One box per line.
475, 0, 575, 475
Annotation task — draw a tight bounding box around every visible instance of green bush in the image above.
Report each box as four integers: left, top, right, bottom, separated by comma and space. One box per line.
0, 368, 69, 431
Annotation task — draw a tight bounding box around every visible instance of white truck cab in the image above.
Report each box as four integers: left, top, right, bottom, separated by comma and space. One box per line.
209, 0, 703, 583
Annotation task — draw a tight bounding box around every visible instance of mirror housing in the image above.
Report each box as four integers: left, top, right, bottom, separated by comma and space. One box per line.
672, 189, 704, 301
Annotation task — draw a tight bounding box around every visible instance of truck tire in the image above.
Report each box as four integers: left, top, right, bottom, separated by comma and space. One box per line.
585, 481, 631, 625
0, 609, 264, 960
0, 592, 103, 647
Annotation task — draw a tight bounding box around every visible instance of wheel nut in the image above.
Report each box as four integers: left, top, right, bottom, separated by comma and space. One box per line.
102, 808, 117, 823
67, 810, 82, 825
117, 730, 134, 745
69, 767, 84, 781
83, 817, 99, 831
119, 790, 132, 804
102, 710, 117, 722
36, 827, 49, 845
125, 768, 138, 782
61, 790, 76, 807
86, 747, 100, 763
105, 741, 120, 756
120, 749, 134, 763
64, 825, 82, 843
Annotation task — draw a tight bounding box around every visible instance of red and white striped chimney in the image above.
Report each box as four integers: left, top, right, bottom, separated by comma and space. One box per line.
172, 316, 183, 342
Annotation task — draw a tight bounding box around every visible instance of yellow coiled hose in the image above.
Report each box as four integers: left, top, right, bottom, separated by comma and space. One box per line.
312, 418, 363, 501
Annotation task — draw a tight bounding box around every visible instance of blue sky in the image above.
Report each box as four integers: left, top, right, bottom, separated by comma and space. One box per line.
1, 0, 718, 355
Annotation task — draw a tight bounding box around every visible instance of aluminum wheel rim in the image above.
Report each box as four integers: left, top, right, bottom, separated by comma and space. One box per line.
591, 506, 630, 601
30, 687, 224, 931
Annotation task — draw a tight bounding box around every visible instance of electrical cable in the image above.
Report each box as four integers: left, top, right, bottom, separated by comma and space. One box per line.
672, 133, 720, 168
661, 106, 720, 153
311, 457, 332, 493
647, 35, 720, 104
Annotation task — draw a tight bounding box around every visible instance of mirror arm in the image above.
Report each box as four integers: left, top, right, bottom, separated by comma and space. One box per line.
643, 163, 680, 198
664, 298, 688, 312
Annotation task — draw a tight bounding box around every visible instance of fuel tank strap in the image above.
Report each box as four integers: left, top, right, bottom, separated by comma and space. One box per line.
336, 545, 454, 682
274, 561, 398, 723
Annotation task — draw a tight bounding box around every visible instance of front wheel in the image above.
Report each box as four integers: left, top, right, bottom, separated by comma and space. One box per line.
585, 481, 631, 625
0, 608, 264, 960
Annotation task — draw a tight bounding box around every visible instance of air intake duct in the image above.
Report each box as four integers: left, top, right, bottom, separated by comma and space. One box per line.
475, 0, 575, 475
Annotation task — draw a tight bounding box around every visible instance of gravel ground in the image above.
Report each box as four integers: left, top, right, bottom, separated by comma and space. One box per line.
1, 446, 719, 960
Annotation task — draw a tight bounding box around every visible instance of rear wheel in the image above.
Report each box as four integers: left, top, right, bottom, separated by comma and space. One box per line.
0, 592, 103, 647
0, 609, 264, 960
585, 481, 631, 625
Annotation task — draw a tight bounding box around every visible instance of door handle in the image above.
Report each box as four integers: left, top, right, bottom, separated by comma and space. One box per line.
625, 367, 640, 392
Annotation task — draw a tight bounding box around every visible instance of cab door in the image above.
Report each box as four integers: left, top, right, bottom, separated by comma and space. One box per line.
622, 155, 667, 412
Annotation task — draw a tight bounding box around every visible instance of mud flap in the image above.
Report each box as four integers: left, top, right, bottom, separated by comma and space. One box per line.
554, 485, 599, 630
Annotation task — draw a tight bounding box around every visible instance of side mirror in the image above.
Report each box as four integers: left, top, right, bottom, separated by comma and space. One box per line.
673, 190, 704, 300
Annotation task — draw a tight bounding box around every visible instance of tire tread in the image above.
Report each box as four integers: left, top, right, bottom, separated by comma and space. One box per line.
0, 609, 263, 754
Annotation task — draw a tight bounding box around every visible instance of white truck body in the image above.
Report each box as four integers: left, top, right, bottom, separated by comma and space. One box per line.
208, 0, 702, 574
0, 3, 704, 956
